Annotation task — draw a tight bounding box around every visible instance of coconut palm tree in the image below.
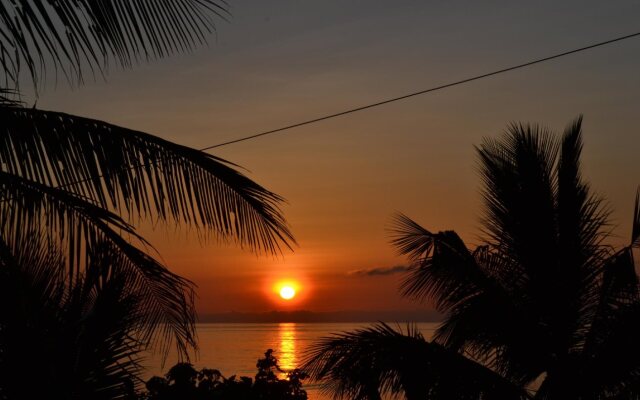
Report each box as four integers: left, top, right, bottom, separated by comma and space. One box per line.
304, 117, 640, 399
0, 2, 295, 397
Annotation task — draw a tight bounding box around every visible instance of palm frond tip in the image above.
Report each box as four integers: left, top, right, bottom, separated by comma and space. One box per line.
0, 0, 229, 89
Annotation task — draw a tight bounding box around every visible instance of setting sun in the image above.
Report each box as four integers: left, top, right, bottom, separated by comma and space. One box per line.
269, 278, 307, 305
279, 286, 296, 300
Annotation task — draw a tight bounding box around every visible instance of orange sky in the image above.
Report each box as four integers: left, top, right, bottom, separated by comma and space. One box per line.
34, 1, 640, 314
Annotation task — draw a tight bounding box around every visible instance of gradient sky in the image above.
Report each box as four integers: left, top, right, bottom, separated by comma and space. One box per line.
35, 0, 640, 315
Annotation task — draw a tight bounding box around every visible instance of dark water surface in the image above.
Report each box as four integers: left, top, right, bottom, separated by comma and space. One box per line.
144, 322, 438, 399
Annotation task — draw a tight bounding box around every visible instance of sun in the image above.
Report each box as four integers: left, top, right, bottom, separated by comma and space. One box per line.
272, 280, 301, 302
279, 286, 296, 300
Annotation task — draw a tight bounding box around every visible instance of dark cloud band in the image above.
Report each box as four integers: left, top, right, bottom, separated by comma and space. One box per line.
348, 265, 411, 276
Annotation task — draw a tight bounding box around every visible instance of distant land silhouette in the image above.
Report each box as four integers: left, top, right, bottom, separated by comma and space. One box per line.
199, 310, 442, 323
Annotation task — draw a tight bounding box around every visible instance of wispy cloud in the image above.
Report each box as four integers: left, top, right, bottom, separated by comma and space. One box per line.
348, 265, 411, 277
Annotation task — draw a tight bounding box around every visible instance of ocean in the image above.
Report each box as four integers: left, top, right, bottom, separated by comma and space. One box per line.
143, 322, 439, 399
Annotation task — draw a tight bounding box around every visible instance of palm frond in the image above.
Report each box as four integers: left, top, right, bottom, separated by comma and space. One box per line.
557, 115, 610, 269
0, 230, 145, 399
389, 213, 481, 306
303, 323, 530, 400
434, 247, 547, 385
388, 214, 541, 380
541, 248, 640, 399
582, 301, 640, 398
388, 213, 437, 262
0, 170, 196, 358
68, 269, 146, 399
585, 247, 639, 351
476, 122, 559, 287
0, 0, 228, 89
574, 302, 640, 399
389, 214, 517, 328
0, 105, 295, 254
556, 116, 613, 354
533, 173, 640, 400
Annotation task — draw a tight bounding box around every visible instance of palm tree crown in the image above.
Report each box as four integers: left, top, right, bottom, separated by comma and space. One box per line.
305, 117, 640, 399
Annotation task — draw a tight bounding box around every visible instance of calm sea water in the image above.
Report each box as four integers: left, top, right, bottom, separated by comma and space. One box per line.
143, 322, 438, 399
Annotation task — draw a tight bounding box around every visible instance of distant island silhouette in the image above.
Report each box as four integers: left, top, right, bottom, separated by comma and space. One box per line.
199, 310, 442, 323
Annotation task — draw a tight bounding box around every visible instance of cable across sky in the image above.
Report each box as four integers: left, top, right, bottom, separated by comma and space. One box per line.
9, 30, 638, 198
200, 30, 640, 151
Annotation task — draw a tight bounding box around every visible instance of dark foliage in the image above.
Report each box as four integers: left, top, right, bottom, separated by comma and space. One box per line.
141, 349, 308, 400
304, 117, 640, 399
0, 233, 143, 399
0, 2, 296, 399
304, 323, 528, 400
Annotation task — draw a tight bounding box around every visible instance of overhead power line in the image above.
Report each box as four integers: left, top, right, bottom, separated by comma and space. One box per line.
4, 30, 638, 199
201, 30, 640, 151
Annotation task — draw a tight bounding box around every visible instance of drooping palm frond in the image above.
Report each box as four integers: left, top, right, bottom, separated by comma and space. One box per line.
389, 213, 485, 308
0, 105, 295, 255
390, 214, 510, 343
303, 323, 530, 400
0, 170, 196, 358
0, 230, 145, 399
0, 0, 228, 89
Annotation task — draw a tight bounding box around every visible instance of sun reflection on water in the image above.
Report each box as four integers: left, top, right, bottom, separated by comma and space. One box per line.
277, 322, 296, 377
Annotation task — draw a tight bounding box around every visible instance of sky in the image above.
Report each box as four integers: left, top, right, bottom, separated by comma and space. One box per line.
35, 0, 640, 315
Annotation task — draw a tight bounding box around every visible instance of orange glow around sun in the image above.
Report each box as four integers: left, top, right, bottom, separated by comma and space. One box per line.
263, 271, 310, 308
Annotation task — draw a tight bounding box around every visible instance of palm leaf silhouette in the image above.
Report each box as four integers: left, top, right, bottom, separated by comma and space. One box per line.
304, 323, 530, 400
0, 170, 196, 357
0, 0, 228, 89
0, 105, 295, 255
0, 229, 147, 398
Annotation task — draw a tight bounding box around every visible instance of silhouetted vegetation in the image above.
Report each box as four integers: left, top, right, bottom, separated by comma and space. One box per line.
304, 117, 640, 399
141, 349, 308, 400
0, 2, 295, 399
0, 234, 143, 400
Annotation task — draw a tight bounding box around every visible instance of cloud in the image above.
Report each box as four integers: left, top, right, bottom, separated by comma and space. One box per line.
348, 265, 411, 277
